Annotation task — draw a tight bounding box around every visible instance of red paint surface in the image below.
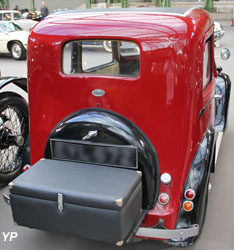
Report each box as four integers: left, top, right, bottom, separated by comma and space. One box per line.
27, 9, 215, 234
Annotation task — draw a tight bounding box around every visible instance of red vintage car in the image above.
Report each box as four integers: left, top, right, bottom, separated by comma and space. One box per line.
0, 7, 231, 247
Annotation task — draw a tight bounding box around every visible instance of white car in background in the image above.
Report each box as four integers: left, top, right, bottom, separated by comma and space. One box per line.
0, 10, 38, 31
0, 22, 29, 60
214, 21, 225, 47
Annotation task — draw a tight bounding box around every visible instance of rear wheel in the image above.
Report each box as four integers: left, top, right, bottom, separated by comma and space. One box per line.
10, 41, 26, 60
0, 94, 28, 185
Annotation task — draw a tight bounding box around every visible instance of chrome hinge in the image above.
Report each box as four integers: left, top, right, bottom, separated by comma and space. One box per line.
58, 193, 64, 212
214, 94, 223, 99
82, 130, 98, 141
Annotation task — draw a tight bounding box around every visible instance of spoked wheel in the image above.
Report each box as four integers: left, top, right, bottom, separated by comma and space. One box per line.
0, 93, 28, 185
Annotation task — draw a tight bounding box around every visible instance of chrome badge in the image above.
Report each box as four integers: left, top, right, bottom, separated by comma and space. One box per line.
92, 89, 105, 97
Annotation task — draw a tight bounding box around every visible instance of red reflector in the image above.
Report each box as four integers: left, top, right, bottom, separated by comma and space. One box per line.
158, 193, 170, 205
22, 164, 30, 172
184, 189, 196, 200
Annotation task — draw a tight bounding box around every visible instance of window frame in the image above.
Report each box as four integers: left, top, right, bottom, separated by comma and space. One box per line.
62, 39, 140, 78
202, 37, 212, 91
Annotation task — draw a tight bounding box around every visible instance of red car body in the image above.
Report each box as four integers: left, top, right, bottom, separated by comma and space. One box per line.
1, 7, 231, 247
29, 7, 214, 229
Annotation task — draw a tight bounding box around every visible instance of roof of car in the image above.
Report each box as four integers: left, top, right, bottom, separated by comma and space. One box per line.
0, 10, 20, 13
33, 7, 212, 43
50, 7, 192, 17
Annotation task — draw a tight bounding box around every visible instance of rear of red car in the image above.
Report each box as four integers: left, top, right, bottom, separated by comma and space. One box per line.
7, 8, 223, 247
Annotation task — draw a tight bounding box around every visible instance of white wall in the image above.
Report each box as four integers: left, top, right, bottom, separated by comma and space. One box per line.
9, 0, 86, 12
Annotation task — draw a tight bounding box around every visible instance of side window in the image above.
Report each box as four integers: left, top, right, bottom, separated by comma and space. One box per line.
203, 38, 212, 89
63, 40, 140, 77
2, 13, 11, 21
3, 13, 11, 21
14, 13, 22, 20
0, 25, 4, 34
0, 14, 2, 21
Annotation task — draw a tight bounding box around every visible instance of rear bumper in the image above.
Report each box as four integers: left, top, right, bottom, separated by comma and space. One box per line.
135, 224, 199, 240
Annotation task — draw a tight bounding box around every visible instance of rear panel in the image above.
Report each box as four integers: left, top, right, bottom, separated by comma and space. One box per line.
27, 9, 215, 229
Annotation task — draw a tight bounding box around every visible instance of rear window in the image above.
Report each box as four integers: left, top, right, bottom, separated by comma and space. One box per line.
62, 40, 140, 77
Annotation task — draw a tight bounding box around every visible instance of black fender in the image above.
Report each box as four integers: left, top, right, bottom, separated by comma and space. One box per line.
44, 108, 160, 209
215, 72, 231, 132
0, 77, 27, 92
167, 126, 215, 247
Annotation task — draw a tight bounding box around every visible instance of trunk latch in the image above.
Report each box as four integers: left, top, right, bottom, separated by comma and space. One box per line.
58, 193, 64, 212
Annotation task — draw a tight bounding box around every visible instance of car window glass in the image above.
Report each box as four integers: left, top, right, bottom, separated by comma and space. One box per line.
3, 13, 11, 21
82, 42, 114, 71
14, 13, 23, 20
63, 40, 140, 77
0, 25, 5, 33
0, 14, 2, 21
0, 22, 22, 33
203, 38, 212, 89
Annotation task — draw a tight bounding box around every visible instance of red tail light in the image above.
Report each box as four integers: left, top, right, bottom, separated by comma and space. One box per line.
22, 164, 30, 172
158, 193, 170, 205
184, 189, 196, 200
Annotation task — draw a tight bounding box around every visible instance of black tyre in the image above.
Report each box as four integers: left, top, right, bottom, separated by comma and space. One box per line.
10, 41, 26, 60
0, 93, 29, 185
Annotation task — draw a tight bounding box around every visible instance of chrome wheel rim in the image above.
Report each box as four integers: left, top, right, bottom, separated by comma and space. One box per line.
12, 44, 22, 59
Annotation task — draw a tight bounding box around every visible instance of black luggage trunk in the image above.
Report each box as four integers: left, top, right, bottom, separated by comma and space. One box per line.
9, 159, 142, 245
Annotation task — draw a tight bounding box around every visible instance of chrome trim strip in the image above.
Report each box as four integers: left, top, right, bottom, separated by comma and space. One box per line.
198, 96, 214, 120
135, 224, 199, 239
215, 132, 223, 164
214, 94, 223, 99
3, 191, 10, 206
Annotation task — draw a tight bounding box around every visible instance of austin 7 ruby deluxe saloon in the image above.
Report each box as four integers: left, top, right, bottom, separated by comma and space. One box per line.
0, 7, 231, 247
